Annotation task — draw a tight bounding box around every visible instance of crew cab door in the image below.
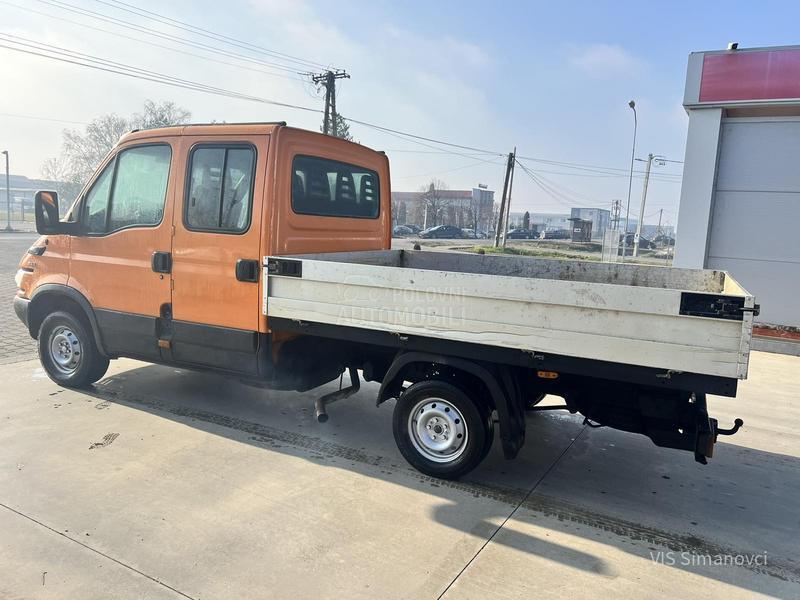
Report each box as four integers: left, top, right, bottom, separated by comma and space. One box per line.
68, 141, 176, 360
169, 135, 268, 374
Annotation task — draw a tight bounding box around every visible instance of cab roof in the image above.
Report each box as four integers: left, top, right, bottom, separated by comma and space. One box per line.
118, 122, 287, 144
117, 122, 385, 157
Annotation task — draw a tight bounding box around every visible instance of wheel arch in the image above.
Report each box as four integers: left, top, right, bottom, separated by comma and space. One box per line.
28, 284, 108, 357
377, 351, 525, 459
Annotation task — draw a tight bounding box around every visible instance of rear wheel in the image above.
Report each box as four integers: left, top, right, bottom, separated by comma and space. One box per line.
393, 380, 492, 479
38, 311, 109, 388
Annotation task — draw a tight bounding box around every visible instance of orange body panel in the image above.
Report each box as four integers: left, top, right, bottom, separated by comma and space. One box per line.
18, 123, 391, 339
16, 234, 70, 300
170, 133, 269, 331
265, 127, 392, 256
67, 137, 178, 316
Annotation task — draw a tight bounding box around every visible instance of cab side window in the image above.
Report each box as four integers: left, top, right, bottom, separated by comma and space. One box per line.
185, 145, 255, 233
291, 155, 380, 219
83, 162, 114, 233
82, 144, 172, 234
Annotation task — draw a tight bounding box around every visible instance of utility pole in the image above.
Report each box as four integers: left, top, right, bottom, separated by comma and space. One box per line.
493, 149, 516, 248
656, 208, 663, 238
501, 149, 517, 248
633, 152, 653, 257
310, 69, 350, 136
610, 199, 621, 231
2, 151, 10, 232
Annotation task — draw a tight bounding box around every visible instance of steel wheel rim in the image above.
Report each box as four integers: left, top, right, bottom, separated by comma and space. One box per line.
408, 397, 468, 463
49, 326, 82, 375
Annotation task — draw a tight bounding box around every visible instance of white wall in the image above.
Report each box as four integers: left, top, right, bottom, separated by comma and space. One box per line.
673, 108, 723, 268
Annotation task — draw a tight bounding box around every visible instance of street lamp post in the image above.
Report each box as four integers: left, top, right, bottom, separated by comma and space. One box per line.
622, 100, 637, 260
2, 151, 11, 232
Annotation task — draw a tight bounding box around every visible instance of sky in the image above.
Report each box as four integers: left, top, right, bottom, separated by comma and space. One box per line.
2, 0, 800, 229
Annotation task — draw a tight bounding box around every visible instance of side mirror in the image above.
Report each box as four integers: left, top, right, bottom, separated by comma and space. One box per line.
34, 190, 67, 235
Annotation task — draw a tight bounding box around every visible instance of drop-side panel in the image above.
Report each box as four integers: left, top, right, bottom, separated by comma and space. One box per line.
264, 253, 754, 380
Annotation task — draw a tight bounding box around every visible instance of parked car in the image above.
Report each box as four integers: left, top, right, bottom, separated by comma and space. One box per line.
506, 228, 537, 239
653, 234, 675, 247
461, 228, 487, 239
392, 225, 414, 237
619, 232, 655, 249
403, 224, 421, 234
539, 228, 570, 239
418, 225, 463, 239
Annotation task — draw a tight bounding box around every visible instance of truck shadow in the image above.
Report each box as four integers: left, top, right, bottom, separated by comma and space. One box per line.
81, 363, 800, 595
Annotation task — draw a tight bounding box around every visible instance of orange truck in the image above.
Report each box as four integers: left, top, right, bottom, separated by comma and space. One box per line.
15, 123, 754, 479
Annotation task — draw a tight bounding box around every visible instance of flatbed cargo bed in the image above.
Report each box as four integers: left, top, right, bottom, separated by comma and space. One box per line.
264, 250, 756, 388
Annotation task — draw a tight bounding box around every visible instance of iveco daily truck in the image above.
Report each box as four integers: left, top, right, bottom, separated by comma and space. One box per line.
14, 123, 753, 479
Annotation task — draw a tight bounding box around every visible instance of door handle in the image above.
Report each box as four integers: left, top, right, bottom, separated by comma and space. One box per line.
151, 251, 172, 274
235, 258, 259, 283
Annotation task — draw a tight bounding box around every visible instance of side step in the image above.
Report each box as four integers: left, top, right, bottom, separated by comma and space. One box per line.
315, 368, 360, 423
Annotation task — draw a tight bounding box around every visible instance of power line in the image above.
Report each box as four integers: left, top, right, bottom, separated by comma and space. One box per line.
0, 112, 89, 125
533, 167, 681, 183
0, 35, 505, 163
33, 0, 311, 75
0, 36, 324, 114
0, 0, 308, 82
0, 30, 683, 199
394, 157, 504, 180
352, 119, 505, 162
344, 117, 504, 157
517, 154, 682, 178
93, 0, 331, 71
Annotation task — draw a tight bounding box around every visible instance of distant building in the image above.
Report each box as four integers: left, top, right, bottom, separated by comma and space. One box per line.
0, 174, 75, 219
568, 217, 593, 242
391, 187, 494, 231
570, 207, 611, 239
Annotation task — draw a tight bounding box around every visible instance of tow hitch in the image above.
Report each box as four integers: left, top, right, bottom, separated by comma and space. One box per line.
694, 393, 744, 464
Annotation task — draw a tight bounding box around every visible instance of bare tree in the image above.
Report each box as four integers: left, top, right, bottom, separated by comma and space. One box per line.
464, 194, 490, 232
132, 100, 191, 130
45, 100, 191, 189
41, 156, 82, 211
59, 113, 129, 187
418, 179, 448, 228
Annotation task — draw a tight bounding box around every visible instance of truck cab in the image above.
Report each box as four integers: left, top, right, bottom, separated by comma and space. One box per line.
15, 123, 391, 388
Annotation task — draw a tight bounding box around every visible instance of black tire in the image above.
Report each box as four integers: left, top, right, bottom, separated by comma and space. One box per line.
393, 380, 492, 479
38, 311, 109, 388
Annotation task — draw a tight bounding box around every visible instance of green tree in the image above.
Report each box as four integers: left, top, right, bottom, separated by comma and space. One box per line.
523, 211, 530, 230
321, 113, 354, 142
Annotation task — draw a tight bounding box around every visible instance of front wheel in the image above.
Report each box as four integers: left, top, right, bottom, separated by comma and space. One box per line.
392, 380, 492, 479
38, 311, 109, 388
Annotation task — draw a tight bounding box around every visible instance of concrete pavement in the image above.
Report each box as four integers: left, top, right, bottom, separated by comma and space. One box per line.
0, 232, 39, 365
1, 351, 798, 599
